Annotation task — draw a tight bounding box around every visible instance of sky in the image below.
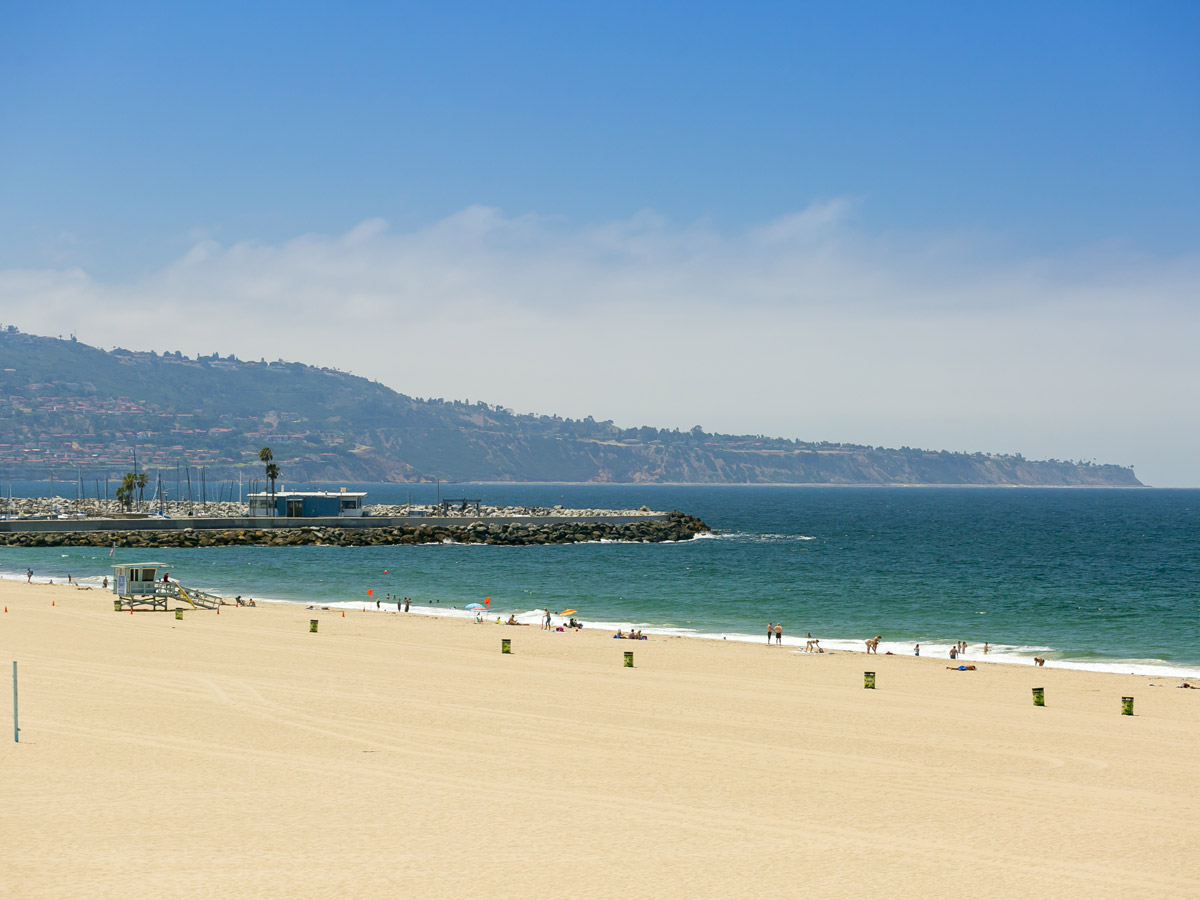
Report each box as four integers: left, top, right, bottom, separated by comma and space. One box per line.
1, 1, 1198, 485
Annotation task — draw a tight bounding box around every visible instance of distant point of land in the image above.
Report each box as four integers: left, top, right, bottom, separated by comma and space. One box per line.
0, 327, 1141, 487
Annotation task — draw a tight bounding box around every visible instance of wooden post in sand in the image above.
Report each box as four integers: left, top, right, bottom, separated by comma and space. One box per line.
12, 661, 18, 743
864, 671, 875, 689
1122, 696, 1134, 716
310, 619, 319, 633
1032, 687, 1045, 706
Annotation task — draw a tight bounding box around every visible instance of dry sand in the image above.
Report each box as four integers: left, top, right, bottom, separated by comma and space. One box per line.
2, 579, 1198, 899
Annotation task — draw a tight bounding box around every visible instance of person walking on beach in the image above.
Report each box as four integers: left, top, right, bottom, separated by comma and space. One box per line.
767, 622, 774, 645
27, 568, 32, 583
774, 622, 783, 645
914, 644, 920, 656
404, 598, 410, 613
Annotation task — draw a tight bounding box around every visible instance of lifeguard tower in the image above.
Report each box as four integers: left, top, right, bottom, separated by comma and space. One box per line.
111, 562, 222, 611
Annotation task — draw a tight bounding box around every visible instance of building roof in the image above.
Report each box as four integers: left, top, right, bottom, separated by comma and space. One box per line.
246, 490, 367, 499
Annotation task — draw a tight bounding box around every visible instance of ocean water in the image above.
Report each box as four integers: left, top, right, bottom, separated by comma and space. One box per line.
3, 484, 1198, 677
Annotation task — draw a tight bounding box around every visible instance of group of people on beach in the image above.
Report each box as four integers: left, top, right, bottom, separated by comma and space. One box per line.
766, 622, 783, 644
946, 641, 990, 659
383, 594, 411, 612
614, 629, 646, 640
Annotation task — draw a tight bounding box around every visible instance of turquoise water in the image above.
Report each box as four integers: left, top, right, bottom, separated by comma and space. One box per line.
3, 485, 1198, 675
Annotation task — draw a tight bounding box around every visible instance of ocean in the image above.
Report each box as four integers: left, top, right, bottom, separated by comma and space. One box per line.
3, 484, 1197, 677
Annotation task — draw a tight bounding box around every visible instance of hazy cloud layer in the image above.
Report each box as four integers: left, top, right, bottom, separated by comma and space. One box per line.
2, 204, 1197, 485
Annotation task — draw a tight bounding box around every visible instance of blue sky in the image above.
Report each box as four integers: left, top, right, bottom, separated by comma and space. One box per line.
2, 2, 1199, 484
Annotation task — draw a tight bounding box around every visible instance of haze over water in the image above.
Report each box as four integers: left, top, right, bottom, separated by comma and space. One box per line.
3, 485, 1196, 677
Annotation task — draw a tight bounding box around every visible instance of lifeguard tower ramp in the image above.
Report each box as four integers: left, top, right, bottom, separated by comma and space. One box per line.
111, 562, 223, 611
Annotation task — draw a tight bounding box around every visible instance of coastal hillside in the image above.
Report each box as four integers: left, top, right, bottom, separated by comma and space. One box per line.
0, 328, 1141, 486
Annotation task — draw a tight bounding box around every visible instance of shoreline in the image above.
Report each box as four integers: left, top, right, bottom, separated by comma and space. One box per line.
12, 567, 1200, 681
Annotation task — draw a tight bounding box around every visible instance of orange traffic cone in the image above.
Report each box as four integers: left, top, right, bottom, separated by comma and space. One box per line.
52, 600, 55, 606
342, 610, 345, 617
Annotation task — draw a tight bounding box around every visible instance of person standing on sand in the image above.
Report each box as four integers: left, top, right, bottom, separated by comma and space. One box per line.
774, 622, 782, 645
767, 623, 774, 645
27, 568, 33, 583
914, 644, 920, 656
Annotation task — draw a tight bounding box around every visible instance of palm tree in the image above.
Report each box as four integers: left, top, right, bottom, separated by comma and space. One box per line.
259, 447, 280, 517
115, 472, 137, 512
135, 473, 148, 511
264, 463, 280, 515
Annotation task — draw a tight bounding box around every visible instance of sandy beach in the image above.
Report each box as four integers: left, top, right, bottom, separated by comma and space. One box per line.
2, 578, 1198, 899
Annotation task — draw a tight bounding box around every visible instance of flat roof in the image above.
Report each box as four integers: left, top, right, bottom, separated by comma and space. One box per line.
113, 562, 168, 568
247, 491, 367, 499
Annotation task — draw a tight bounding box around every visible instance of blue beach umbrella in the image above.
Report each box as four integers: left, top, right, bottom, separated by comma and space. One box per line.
465, 603, 486, 611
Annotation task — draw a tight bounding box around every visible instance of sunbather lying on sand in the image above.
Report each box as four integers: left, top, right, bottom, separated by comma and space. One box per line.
947, 665, 977, 671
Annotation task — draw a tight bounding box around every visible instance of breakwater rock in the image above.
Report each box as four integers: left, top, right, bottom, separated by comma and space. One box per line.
0, 511, 711, 549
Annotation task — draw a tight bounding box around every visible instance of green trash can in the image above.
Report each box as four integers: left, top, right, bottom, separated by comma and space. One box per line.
624, 651, 634, 668
1032, 687, 1045, 707
1122, 696, 1134, 716
501, 638, 511, 654
310, 619, 319, 633
113, 600, 122, 612
864, 671, 875, 689
174, 609, 183, 620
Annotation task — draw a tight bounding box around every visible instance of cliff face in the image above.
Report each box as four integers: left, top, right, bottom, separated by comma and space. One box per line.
0, 328, 1142, 486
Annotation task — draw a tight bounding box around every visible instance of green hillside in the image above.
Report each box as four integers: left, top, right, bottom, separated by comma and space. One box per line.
0, 327, 1142, 486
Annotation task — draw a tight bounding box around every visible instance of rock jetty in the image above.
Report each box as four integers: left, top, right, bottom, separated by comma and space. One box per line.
0, 511, 711, 549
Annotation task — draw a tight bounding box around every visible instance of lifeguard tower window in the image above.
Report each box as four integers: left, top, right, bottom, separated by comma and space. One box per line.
340, 497, 360, 512
286, 499, 304, 517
